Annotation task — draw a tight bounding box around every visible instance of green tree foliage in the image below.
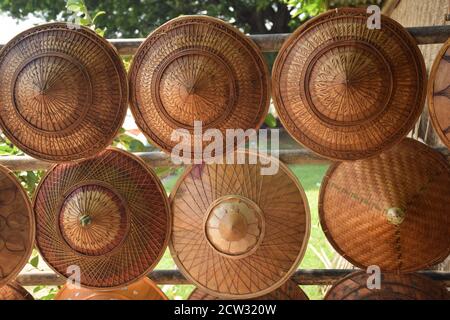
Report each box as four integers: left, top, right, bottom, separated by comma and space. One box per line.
0, 0, 314, 37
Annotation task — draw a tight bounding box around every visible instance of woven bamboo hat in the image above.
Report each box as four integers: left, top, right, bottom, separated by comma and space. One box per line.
129, 16, 270, 159
319, 138, 450, 272
0, 282, 34, 300
325, 271, 449, 300
0, 23, 128, 162
33, 148, 171, 289
169, 153, 310, 299
55, 277, 167, 300
272, 8, 426, 160
0, 165, 34, 288
189, 280, 309, 300
428, 38, 450, 149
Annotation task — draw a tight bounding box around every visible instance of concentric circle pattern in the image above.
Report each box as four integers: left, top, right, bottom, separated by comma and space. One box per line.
319, 138, 450, 272
56, 278, 168, 300
0, 23, 128, 162
170, 155, 310, 299
34, 148, 171, 288
0, 282, 34, 300
0, 165, 34, 288
189, 280, 309, 300
129, 16, 270, 159
325, 271, 449, 300
272, 8, 426, 160
428, 38, 450, 149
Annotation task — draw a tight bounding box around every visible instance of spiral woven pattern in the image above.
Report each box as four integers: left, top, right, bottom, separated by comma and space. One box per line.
325, 271, 449, 300
189, 280, 309, 300
129, 16, 270, 159
272, 8, 426, 160
170, 154, 310, 299
34, 148, 170, 288
56, 277, 168, 300
0, 282, 34, 300
319, 138, 450, 272
0, 23, 128, 162
0, 165, 34, 287
428, 38, 450, 149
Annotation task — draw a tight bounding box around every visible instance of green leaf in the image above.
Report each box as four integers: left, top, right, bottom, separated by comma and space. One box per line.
95, 27, 106, 37
30, 255, 39, 268
264, 113, 277, 128
92, 11, 106, 23
66, 4, 82, 13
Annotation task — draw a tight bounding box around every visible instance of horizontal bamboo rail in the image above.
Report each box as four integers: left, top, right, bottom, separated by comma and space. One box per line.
16, 269, 450, 287
0, 25, 448, 55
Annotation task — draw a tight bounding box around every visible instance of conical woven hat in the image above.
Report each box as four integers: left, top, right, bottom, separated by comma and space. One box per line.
325, 271, 449, 300
129, 16, 270, 159
169, 153, 310, 299
0, 165, 34, 287
0, 23, 128, 162
272, 8, 426, 160
0, 282, 34, 300
319, 138, 450, 272
33, 148, 171, 289
428, 38, 450, 149
189, 280, 309, 300
55, 277, 167, 300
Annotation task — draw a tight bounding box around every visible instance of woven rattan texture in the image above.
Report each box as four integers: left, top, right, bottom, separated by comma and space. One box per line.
319, 138, 450, 272
272, 8, 426, 160
0, 165, 34, 287
428, 38, 450, 149
189, 280, 309, 300
0, 282, 34, 300
33, 148, 171, 289
55, 277, 168, 300
325, 271, 449, 300
0, 23, 128, 162
170, 154, 310, 299
129, 16, 270, 159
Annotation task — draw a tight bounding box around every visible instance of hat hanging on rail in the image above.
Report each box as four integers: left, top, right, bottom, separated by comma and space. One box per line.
428, 37, 450, 149
319, 138, 450, 273
129, 15, 270, 160
325, 271, 449, 300
189, 280, 309, 300
33, 148, 171, 289
0, 23, 128, 162
0, 165, 34, 288
272, 8, 427, 160
169, 151, 310, 299
0, 282, 34, 300
55, 277, 168, 300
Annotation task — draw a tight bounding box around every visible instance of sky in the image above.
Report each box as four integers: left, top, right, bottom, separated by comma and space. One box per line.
0, 13, 43, 43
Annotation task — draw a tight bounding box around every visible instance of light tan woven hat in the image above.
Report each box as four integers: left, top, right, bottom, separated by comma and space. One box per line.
319, 138, 450, 272
189, 280, 309, 300
33, 148, 171, 289
169, 152, 310, 299
0, 165, 34, 288
272, 8, 426, 160
0, 23, 128, 162
129, 16, 270, 159
0, 282, 34, 300
428, 38, 450, 149
325, 271, 449, 300
56, 277, 168, 300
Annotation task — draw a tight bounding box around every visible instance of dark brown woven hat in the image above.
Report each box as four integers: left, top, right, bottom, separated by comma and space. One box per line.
325, 271, 449, 300
0, 23, 128, 162
0, 282, 34, 300
169, 153, 310, 299
189, 280, 309, 300
129, 16, 270, 159
428, 38, 450, 149
319, 138, 450, 272
272, 8, 426, 160
55, 277, 168, 300
33, 148, 171, 289
0, 165, 34, 287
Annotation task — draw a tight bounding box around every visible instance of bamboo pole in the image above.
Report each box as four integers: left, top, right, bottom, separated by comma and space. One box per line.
16, 269, 450, 287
